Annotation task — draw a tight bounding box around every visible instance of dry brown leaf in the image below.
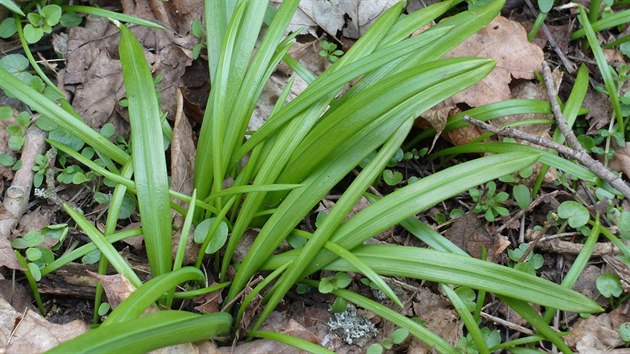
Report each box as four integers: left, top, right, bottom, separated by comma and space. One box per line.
193, 285, 223, 313
89, 272, 136, 309
0, 296, 87, 353
279, 0, 398, 38
565, 313, 627, 352
445, 214, 509, 262
170, 90, 196, 229
446, 16, 543, 107
610, 142, 630, 179
410, 287, 462, 353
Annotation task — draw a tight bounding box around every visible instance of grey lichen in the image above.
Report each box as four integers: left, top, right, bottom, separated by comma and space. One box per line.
328, 304, 378, 346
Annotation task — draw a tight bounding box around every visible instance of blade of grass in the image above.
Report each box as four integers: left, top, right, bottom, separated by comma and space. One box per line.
64, 204, 142, 287
321, 245, 601, 313
577, 6, 624, 130
62, 5, 164, 28
431, 142, 597, 183
46, 311, 232, 354
441, 284, 488, 354
118, 24, 172, 276
0, 0, 24, 16
571, 9, 630, 38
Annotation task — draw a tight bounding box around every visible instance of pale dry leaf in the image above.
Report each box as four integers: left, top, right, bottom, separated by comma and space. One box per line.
193, 285, 223, 313
610, 142, 630, 179
89, 272, 136, 309
446, 16, 544, 107
170, 90, 196, 229
278, 0, 398, 38
565, 313, 626, 352
445, 214, 506, 262
0, 297, 87, 353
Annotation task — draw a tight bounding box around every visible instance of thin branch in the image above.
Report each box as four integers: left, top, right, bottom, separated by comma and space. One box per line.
462, 116, 630, 200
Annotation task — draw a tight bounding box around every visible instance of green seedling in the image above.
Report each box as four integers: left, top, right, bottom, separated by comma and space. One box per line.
191, 19, 207, 60
508, 243, 544, 275
457, 327, 501, 354
528, 0, 554, 41
557, 200, 590, 228
596, 273, 623, 298
367, 328, 410, 354
11, 226, 68, 281
469, 181, 510, 222
319, 39, 344, 63
23, 4, 62, 43
619, 322, 630, 343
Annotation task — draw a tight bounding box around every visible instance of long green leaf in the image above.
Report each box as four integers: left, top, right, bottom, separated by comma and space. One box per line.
119, 24, 172, 276
571, 8, 630, 38
324, 245, 601, 313
104, 267, 205, 325
46, 311, 232, 354
62, 6, 164, 28
432, 142, 597, 182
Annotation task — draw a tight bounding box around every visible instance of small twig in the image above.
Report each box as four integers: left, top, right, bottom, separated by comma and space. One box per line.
541, 62, 582, 151
462, 116, 630, 200
480, 311, 535, 335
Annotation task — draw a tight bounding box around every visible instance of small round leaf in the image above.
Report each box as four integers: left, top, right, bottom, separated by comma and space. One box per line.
557, 201, 590, 228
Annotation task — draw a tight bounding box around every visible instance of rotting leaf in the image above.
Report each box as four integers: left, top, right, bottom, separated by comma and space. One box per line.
89, 272, 136, 310
446, 16, 543, 107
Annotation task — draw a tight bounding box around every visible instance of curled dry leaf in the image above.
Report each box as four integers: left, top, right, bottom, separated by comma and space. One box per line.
445, 214, 510, 263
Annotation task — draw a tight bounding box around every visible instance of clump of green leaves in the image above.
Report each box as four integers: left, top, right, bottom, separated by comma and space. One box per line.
11, 225, 68, 281
319, 39, 344, 63
191, 19, 206, 60
469, 181, 510, 222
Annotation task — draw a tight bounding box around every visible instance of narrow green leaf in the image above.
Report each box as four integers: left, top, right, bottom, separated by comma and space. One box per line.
104, 267, 205, 325
62, 5, 164, 28
572, 9, 630, 39
0, 0, 24, 16
64, 204, 142, 287
247, 331, 335, 354
47, 311, 232, 354
118, 24, 172, 276
442, 284, 488, 354
334, 288, 455, 353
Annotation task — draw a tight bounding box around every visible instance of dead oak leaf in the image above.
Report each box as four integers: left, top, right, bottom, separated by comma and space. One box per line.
446, 16, 543, 107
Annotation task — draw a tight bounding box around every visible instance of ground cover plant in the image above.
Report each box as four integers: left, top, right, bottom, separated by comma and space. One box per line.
0, 0, 628, 352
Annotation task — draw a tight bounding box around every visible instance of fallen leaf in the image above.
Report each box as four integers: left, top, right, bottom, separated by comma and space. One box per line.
89, 272, 136, 310
565, 313, 626, 351
410, 287, 462, 353
446, 16, 544, 107
280, 0, 398, 38
170, 90, 196, 229
445, 214, 509, 262
610, 142, 630, 179
0, 296, 87, 353
193, 286, 223, 313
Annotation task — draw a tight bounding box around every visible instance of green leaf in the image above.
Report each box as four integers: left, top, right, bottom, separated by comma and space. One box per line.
0, 153, 14, 166
26, 247, 42, 261
81, 249, 101, 264
537, 0, 553, 13
97, 302, 111, 316
23, 24, 43, 44
367, 344, 384, 354
557, 201, 590, 228
334, 272, 352, 289
27, 262, 41, 281
512, 184, 531, 209
118, 24, 172, 276
191, 19, 203, 38
330, 297, 347, 313
619, 322, 630, 342
617, 211, 630, 240
62, 5, 164, 29
383, 169, 403, 185
48, 127, 85, 152
0, 17, 16, 38
46, 311, 232, 354
0, 54, 28, 73
0, 0, 24, 16
12, 231, 44, 249
60, 12, 83, 27
193, 217, 228, 254
100, 123, 115, 138
318, 277, 334, 294
391, 328, 409, 344
42, 5, 62, 26
596, 273, 622, 298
